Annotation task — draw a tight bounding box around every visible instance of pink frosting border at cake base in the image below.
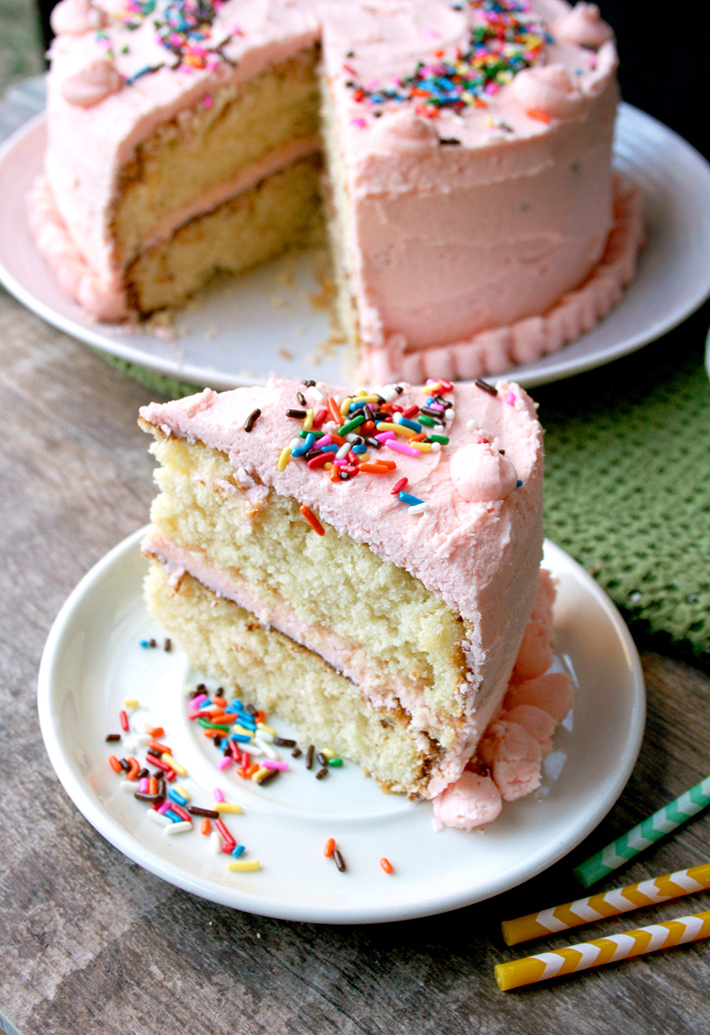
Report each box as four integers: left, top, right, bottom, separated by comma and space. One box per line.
361, 177, 644, 386
26, 173, 130, 322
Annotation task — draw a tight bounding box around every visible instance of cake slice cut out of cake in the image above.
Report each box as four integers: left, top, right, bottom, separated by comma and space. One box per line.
139, 375, 544, 799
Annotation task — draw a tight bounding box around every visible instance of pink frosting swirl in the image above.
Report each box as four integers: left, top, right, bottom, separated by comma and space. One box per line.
553, 3, 614, 49
370, 109, 439, 154
510, 64, 586, 119
478, 720, 543, 802
432, 771, 502, 830
62, 60, 124, 108
50, 0, 107, 36
450, 442, 518, 502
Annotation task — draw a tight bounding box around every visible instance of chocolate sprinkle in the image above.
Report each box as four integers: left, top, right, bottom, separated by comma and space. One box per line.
187, 805, 219, 818
439, 137, 462, 146
333, 849, 346, 872
305, 744, 315, 769
315, 767, 328, 780
105, 734, 121, 742
244, 408, 261, 433
286, 408, 308, 419
474, 378, 498, 396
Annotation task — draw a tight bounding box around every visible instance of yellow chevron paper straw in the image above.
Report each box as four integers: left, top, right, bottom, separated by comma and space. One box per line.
502, 862, 710, 946
495, 909, 710, 991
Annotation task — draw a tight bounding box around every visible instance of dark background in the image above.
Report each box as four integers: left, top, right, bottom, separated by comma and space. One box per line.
597, 1, 709, 160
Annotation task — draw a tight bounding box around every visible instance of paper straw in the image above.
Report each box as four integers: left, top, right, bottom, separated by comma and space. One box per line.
495, 909, 710, 991
573, 774, 710, 888
502, 861, 710, 946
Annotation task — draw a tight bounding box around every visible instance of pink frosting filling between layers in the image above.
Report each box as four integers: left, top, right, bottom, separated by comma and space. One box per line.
142, 527, 449, 743
140, 376, 545, 797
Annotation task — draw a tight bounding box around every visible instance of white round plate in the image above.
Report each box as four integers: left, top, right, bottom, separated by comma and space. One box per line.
38, 529, 645, 924
3, 104, 710, 391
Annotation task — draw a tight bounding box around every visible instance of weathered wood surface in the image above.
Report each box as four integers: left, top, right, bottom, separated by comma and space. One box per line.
3, 266, 710, 1035
1, 89, 710, 1035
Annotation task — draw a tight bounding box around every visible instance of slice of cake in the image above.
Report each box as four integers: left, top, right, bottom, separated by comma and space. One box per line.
138, 374, 544, 799
28, 0, 643, 381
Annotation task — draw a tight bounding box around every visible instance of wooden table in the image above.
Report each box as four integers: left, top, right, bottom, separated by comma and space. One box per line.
2, 84, 710, 1035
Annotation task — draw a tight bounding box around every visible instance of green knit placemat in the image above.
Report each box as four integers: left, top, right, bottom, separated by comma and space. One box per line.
535, 303, 710, 669
108, 305, 710, 669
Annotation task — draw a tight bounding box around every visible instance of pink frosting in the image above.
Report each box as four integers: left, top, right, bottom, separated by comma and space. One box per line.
361, 178, 644, 383
478, 719, 543, 802
433, 772, 502, 831
26, 175, 128, 320
30, 0, 640, 382
509, 65, 585, 119
431, 569, 575, 828
450, 443, 518, 502
505, 672, 575, 723
140, 375, 545, 798
62, 60, 124, 108
553, 3, 614, 49
512, 566, 556, 681
505, 704, 557, 754
369, 110, 440, 155
50, 0, 107, 36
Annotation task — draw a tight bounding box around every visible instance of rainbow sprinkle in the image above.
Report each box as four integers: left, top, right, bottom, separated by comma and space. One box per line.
114, 0, 239, 76
105, 695, 261, 871
346, 0, 551, 116
272, 379, 460, 518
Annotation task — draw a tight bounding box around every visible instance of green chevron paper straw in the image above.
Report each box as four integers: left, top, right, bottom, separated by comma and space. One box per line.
573, 775, 710, 888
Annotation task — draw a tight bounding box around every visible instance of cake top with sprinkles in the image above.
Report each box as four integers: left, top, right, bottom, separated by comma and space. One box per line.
342, 0, 553, 116
139, 375, 544, 624
49, 0, 615, 151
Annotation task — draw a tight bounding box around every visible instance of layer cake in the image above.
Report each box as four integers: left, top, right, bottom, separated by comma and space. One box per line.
139, 374, 545, 800
29, 0, 643, 381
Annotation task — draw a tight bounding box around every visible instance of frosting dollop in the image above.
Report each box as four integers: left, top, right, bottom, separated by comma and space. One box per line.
370, 110, 439, 154
510, 64, 585, 118
62, 60, 124, 108
432, 771, 502, 830
505, 672, 575, 723
50, 0, 107, 36
478, 720, 543, 801
450, 442, 518, 501
553, 3, 614, 49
